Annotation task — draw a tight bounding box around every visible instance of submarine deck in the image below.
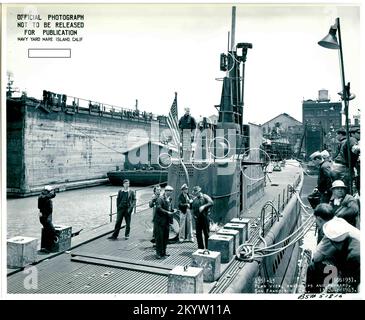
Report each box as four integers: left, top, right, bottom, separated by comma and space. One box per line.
7, 161, 303, 294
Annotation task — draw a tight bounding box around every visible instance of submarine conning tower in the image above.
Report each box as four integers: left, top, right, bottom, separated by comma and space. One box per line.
167, 7, 261, 224
216, 41, 252, 157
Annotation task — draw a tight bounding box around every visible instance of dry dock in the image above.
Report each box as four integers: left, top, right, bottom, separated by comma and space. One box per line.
7, 161, 303, 294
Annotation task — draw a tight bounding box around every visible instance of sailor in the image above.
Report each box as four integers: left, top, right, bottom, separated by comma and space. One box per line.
108, 179, 136, 240
149, 185, 161, 245
178, 107, 197, 132
349, 127, 360, 194
178, 183, 194, 243
38, 185, 59, 251
320, 149, 331, 161
307, 203, 335, 292
191, 186, 214, 249
178, 108, 197, 156
331, 128, 359, 192
154, 185, 175, 259
309, 151, 332, 204
306, 203, 360, 293
329, 180, 359, 228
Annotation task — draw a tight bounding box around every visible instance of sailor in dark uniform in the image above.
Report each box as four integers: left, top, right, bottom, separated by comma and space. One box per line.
178, 107, 197, 160
350, 127, 360, 194
309, 151, 332, 204
331, 128, 359, 192
149, 185, 161, 244
178, 107, 197, 132
191, 186, 213, 249
154, 185, 175, 259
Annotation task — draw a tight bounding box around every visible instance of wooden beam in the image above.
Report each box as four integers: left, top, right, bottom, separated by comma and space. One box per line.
71, 252, 175, 270
71, 256, 171, 276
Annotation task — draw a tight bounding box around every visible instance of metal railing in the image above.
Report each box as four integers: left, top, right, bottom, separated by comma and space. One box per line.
38, 90, 168, 125
109, 191, 138, 223
259, 182, 296, 237
108, 181, 168, 222
260, 201, 280, 237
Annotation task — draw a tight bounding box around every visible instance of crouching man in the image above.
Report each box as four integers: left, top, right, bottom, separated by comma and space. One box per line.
306, 203, 360, 293
38, 185, 59, 252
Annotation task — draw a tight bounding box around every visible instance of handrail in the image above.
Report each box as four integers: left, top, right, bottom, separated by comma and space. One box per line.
260, 201, 280, 237
109, 190, 137, 223
108, 180, 168, 222
259, 181, 296, 237
37, 90, 168, 124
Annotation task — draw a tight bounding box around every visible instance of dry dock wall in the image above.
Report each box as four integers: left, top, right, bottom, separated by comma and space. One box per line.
7, 97, 167, 196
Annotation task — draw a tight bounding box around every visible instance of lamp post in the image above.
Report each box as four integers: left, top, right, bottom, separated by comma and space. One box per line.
318, 17, 353, 194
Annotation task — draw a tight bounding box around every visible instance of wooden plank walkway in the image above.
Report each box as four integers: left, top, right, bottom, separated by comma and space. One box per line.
7, 161, 302, 294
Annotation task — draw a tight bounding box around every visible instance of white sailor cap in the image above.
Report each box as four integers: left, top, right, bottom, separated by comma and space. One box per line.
321, 150, 330, 159
180, 183, 188, 190
323, 217, 350, 242
309, 151, 322, 160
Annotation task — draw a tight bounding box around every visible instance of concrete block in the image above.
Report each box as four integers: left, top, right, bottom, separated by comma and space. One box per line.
41, 225, 72, 252
230, 218, 250, 241
191, 249, 221, 282
216, 229, 239, 254
167, 266, 204, 293
7, 236, 38, 268
208, 234, 233, 263
224, 223, 247, 244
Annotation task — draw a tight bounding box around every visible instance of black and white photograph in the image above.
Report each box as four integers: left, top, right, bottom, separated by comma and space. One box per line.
2, 1, 362, 300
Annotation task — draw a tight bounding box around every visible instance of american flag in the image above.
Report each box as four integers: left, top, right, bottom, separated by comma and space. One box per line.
166, 92, 180, 147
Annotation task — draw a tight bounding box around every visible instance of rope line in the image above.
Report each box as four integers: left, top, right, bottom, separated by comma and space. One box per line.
236, 182, 315, 261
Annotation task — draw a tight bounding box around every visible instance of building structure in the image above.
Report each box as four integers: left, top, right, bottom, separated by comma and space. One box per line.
302, 89, 342, 157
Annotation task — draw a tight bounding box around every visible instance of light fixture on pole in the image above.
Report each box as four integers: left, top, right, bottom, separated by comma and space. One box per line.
318, 17, 353, 194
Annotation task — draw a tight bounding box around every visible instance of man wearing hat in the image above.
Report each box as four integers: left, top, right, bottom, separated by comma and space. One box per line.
154, 185, 175, 259
191, 186, 213, 249
331, 128, 359, 191
38, 185, 59, 251
178, 184, 194, 243
306, 203, 360, 293
350, 127, 360, 194
320, 150, 331, 161
108, 179, 136, 240
320, 217, 360, 293
309, 151, 332, 204
329, 180, 359, 228
149, 185, 161, 244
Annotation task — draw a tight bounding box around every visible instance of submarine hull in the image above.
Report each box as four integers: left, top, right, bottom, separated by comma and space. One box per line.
168, 160, 264, 224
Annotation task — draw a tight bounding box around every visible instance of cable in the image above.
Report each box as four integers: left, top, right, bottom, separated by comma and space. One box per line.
258, 213, 314, 251
69, 123, 124, 154
254, 219, 315, 258
257, 213, 315, 253
261, 190, 315, 250
236, 186, 316, 261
